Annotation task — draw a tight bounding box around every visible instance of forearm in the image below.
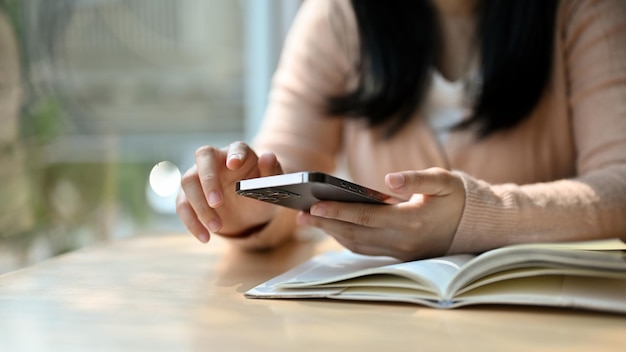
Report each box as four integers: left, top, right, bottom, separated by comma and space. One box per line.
447, 165, 626, 254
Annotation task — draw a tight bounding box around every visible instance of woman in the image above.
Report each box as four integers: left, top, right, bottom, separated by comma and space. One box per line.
177, 0, 626, 261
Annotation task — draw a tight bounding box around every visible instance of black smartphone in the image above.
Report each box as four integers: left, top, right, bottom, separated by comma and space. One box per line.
236, 171, 399, 211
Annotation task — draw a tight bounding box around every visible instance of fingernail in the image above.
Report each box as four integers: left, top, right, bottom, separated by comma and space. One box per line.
207, 219, 221, 232
227, 153, 242, 162
197, 233, 210, 243
310, 204, 326, 217
208, 191, 222, 207
387, 173, 405, 190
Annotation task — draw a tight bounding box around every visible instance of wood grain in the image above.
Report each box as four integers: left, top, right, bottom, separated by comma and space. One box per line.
0, 233, 624, 352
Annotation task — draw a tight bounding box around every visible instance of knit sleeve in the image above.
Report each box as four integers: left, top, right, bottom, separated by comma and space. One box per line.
253, 0, 357, 173
447, 0, 626, 254
229, 0, 358, 249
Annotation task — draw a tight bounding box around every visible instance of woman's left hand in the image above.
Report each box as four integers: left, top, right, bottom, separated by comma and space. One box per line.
297, 167, 466, 261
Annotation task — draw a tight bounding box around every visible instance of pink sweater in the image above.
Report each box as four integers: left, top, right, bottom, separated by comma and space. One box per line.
253, 0, 626, 253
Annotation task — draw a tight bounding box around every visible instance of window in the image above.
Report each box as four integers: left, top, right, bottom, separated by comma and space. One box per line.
0, 0, 300, 273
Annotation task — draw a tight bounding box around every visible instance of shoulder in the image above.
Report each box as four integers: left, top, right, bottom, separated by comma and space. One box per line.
555, 0, 626, 87
291, 0, 357, 45
291, 0, 354, 31
558, 0, 626, 41
283, 0, 359, 69
559, 0, 626, 18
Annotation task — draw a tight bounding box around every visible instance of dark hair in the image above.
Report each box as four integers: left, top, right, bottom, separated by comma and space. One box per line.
327, 0, 559, 138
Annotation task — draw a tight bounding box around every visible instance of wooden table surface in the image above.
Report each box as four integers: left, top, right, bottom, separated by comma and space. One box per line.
0, 233, 624, 352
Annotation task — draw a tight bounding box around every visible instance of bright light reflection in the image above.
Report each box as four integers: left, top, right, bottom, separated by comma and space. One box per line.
149, 161, 181, 197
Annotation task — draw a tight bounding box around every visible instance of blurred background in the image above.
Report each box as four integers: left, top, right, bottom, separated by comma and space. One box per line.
0, 0, 301, 274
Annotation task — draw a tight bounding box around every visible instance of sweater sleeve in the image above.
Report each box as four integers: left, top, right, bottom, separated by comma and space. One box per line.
447, 0, 626, 254
252, 0, 355, 173
229, 0, 356, 249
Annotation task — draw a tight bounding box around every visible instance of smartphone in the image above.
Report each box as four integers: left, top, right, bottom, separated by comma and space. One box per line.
236, 171, 399, 211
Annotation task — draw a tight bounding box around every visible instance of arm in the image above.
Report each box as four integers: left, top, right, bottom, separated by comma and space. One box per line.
223, 0, 355, 249
448, 0, 626, 253
253, 0, 350, 169
296, 0, 626, 261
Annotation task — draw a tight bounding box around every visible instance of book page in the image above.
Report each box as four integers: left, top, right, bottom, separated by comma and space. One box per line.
276, 250, 475, 297
499, 238, 626, 251
450, 275, 626, 314
446, 239, 626, 299
455, 266, 626, 296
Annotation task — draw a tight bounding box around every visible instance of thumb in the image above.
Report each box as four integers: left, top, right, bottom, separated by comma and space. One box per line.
385, 168, 456, 196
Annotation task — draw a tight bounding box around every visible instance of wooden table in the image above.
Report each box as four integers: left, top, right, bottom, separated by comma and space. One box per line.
0, 233, 624, 352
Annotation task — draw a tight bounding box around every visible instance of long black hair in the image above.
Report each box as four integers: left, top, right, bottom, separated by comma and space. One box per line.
327, 0, 559, 138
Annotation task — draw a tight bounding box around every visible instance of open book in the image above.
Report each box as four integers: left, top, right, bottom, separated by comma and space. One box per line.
246, 239, 626, 313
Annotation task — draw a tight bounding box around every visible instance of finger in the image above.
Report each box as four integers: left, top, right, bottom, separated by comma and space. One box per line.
385, 167, 455, 196
226, 141, 252, 170
297, 212, 400, 257
330, 233, 379, 256
180, 168, 223, 233
194, 146, 227, 207
175, 192, 210, 243
329, 231, 398, 257
298, 210, 383, 246
258, 152, 283, 177
309, 201, 412, 229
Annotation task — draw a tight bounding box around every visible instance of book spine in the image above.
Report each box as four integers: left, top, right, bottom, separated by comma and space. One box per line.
439, 300, 454, 308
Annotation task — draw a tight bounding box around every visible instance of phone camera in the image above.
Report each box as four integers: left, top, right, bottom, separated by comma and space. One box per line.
240, 192, 263, 199
268, 191, 296, 199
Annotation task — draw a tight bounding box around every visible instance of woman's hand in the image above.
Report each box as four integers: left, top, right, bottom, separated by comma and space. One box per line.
297, 168, 466, 261
176, 142, 284, 243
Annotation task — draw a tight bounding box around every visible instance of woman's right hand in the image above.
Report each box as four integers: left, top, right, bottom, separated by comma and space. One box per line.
176, 141, 284, 243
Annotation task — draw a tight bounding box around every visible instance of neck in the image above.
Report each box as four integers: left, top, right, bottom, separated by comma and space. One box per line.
431, 0, 480, 82
431, 0, 480, 17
